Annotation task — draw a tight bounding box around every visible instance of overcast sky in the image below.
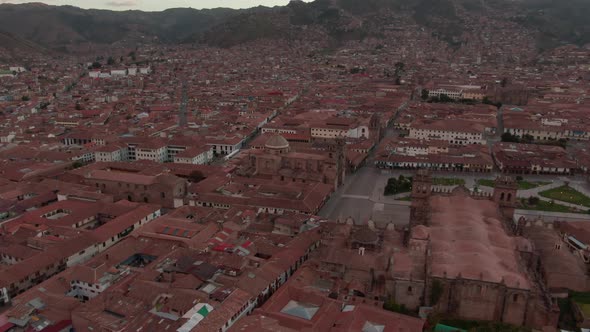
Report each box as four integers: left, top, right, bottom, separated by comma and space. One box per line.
0, 0, 313, 11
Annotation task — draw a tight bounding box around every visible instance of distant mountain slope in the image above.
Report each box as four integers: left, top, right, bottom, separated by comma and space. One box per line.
0, 3, 238, 49
0, 30, 45, 52
0, 0, 588, 51
199, 0, 590, 49
514, 0, 590, 49
0, 29, 47, 60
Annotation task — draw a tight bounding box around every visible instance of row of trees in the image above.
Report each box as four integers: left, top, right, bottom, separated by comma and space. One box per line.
501, 132, 567, 148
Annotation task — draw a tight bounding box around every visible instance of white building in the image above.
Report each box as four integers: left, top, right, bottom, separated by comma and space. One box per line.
408, 119, 487, 146
206, 136, 244, 155
94, 144, 129, 162
139, 66, 152, 75
9, 66, 26, 73
135, 142, 168, 163
173, 146, 213, 165
428, 85, 485, 101
310, 118, 370, 139
72, 151, 95, 164
409, 127, 485, 145
0, 133, 15, 143
428, 88, 463, 100
110, 69, 127, 76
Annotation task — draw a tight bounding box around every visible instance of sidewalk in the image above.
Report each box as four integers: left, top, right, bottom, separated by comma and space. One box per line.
517, 181, 563, 199
570, 182, 590, 198
535, 195, 589, 212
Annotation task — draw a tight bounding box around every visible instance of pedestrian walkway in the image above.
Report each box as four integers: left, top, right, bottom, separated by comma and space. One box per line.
341, 194, 370, 200
570, 182, 590, 198
516, 181, 589, 211
517, 181, 563, 199
515, 209, 590, 222
534, 195, 589, 211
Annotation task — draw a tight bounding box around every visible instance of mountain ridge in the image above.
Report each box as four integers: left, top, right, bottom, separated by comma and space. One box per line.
0, 0, 588, 53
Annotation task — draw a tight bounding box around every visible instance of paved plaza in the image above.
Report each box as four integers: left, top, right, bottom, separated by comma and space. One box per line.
319, 164, 590, 227
319, 167, 411, 227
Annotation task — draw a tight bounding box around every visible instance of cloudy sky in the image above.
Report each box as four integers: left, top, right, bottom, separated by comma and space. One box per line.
0, 0, 313, 11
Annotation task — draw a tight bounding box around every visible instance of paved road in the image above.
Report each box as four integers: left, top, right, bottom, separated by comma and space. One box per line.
515, 209, 590, 222
517, 181, 562, 198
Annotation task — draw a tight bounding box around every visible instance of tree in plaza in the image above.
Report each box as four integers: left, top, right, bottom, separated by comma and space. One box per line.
384, 175, 413, 196
421, 89, 429, 100
501, 132, 520, 143
528, 196, 540, 205
438, 93, 453, 103
72, 161, 84, 169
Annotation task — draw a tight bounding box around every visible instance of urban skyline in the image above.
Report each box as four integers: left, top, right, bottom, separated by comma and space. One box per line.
0, 0, 589, 331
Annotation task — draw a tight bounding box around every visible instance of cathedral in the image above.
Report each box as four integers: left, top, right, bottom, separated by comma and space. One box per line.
240, 134, 346, 191
314, 170, 558, 330
405, 170, 558, 327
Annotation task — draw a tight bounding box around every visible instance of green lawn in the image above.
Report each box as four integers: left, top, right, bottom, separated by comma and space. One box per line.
477, 179, 495, 187
539, 185, 590, 208
476, 179, 551, 190
557, 297, 579, 331
435, 318, 531, 332
519, 198, 581, 213
572, 292, 590, 318
432, 178, 465, 186
518, 181, 551, 190
572, 291, 590, 304
397, 195, 413, 201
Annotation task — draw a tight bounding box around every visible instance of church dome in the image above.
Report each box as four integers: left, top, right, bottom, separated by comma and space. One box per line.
265, 134, 289, 150
353, 227, 379, 245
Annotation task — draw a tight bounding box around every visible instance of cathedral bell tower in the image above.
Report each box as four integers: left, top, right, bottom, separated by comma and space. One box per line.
410, 169, 432, 228
493, 175, 518, 222
328, 136, 346, 188
369, 113, 382, 140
